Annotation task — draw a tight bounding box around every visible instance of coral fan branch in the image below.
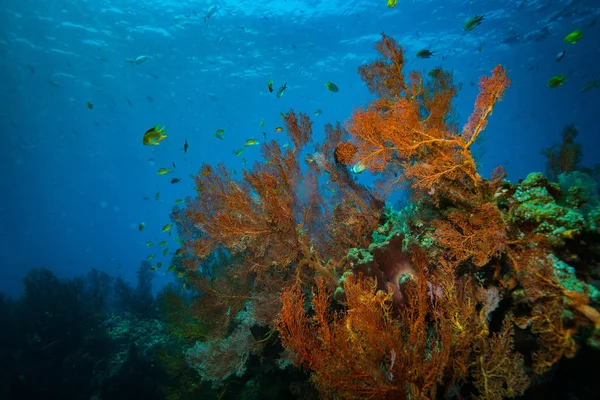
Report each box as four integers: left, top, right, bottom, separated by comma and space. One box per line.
346, 34, 510, 204
462, 65, 511, 147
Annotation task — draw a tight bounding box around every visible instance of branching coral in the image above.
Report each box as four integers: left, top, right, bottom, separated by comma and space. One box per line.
432, 202, 507, 267
277, 246, 530, 400
276, 275, 408, 400
167, 32, 600, 399
172, 109, 384, 386
470, 317, 529, 400
187, 130, 333, 285
345, 34, 510, 205
272, 33, 598, 399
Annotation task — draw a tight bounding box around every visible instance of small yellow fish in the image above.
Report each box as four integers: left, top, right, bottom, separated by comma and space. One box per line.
163, 248, 169, 256
175, 248, 184, 256
167, 265, 177, 272
351, 163, 367, 174
155, 192, 160, 200
259, 118, 264, 127
274, 127, 283, 133
175, 199, 183, 204
151, 266, 157, 271
215, 129, 225, 139
177, 272, 185, 279
267, 79, 273, 93
162, 223, 172, 232
145, 241, 154, 247
234, 148, 244, 156
142, 124, 167, 146
387, 0, 397, 7
138, 222, 145, 231
276, 82, 287, 98
464, 15, 484, 31
564, 30, 583, 44
159, 241, 167, 246
157, 168, 172, 175
147, 254, 156, 260
548, 74, 565, 88
325, 82, 339, 92
245, 139, 259, 146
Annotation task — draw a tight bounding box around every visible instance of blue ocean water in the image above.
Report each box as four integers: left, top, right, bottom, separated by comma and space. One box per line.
1, 0, 598, 296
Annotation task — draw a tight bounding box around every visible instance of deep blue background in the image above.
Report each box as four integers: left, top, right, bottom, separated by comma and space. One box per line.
1, 0, 599, 297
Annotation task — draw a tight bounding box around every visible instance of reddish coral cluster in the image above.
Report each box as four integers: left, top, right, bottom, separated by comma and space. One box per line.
432, 202, 507, 267
271, 33, 599, 399
178, 109, 384, 338
344, 34, 510, 206
169, 33, 600, 399
276, 250, 530, 400
333, 141, 357, 165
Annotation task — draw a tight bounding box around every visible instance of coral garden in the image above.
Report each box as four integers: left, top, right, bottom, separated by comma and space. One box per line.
164, 34, 600, 399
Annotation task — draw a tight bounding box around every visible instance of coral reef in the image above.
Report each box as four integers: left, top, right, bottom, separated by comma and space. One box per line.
167, 33, 600, 399
0, 267, 167, 400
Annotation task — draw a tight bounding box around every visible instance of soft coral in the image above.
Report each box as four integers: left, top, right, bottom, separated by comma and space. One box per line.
344, 34, 510, 205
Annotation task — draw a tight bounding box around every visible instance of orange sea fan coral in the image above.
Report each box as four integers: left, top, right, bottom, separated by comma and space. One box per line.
432, 202, 508, 267
462, 65, 511, 145
276, 245, 530, 399
283, 108, 312, 150
276, 276, 408, 400
346, 34, 510, 204
186, 147, 337, 286
183, 109, 387, 291
470, 316, 530, 400
334, 141, 358, 165
358, 33, 407, 100
168, 31, 600, 399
